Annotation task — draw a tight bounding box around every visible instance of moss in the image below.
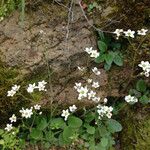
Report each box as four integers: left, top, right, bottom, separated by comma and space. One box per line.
0, 62, 50, 124
0, 61, 24, 124
120, 106, 150, 150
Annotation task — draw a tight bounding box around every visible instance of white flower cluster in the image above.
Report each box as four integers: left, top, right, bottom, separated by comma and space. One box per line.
7, 80, 47, 97
125, 95, 138, 104
61, 105, 77, 121
27, 80, 47, 93
5, 104, 41, 132
19, 107, 33, 119
7, 85, 20, 97
97, 103, 113, 119
84, 47, 100, 58
138, 61, 150, 77
92, 67, 101, 75
114, 28, 148, 39
77, 66, 85, 71
74, 67, 101, 102
74, 81, 100, 102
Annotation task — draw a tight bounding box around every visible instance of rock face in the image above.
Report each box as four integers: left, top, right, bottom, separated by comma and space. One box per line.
0, 2, 110, 115
0, 5, 95, 72
0, 1, 150, 150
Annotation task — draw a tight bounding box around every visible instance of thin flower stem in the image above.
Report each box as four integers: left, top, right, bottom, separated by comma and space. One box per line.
17, 93, 32, 102
30, 113, 36, 132
117, 103, 128, 112
123, 35, 148, 92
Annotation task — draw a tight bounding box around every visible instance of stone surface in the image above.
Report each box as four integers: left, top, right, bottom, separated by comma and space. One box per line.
0, 2, 109, 109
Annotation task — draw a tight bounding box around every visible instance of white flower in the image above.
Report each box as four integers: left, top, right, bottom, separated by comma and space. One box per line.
103, 98, 108, 104
124, 29, 135, 38
61, 109, 70, 121
138, 61, 150, 77
90, 50, 99, 58
84, 47, 93, 54
40, 30, 44, 34
87, 79, 92, 84
108, 106, 113, 112
77, 86, 88, 100
0, 17, 4, 22
97, 105, 113, 119
92, 81, 100, 88
88, 90, 96, 100
97, 104, 102, 109
27, 83, 36, 93
138, 61, 150, 71
92, 67, 101, 75
92, 96, 100, 102
125, 95, 138, 103
37, 80, 47, 91
144, 71, 149, 77
19, 107, 33, 119
5, 124, 13, 132
7, 90, 16, 97
7, 85, 20, 97
77, 66, 85, 71
74, 82, 82, 90
12, 85, 20, 92
113, 29, 123, 39
39, 112, 42, 115
137, 29, 148, 35
34, 104, 41, 110
69, 105, 77, 112
106, 113, 112, 118
9, 114, 17, 123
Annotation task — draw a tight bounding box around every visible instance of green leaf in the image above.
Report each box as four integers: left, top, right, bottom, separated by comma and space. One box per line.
85, 112, 95, 123
93, 2, 97, 7
113, 55, 123, 66
63, 126, 74, 142
96, 143, 107, 150
105, 53, 114, 65
97, 125, 109, 137
0, 139, 4, 145
50, 118, 66, 129
0, 129, 4, 135
89, 4, 94, 9
68, 116, 82, 128
95, 54, 105, 63
106, 119, 122, 133
37, 117, 48, 130
139, 95, 150, 104
98, 31, 105, 41
87, 126, 95, 134
111, 42, 121, 50
45, 131, 54, 140
98, 41, 107, 53
101, 137, 108, 147
104, 63, 111, 71
129, 89, 141, 98
136, 79, 147, 92
30, 128, 43, 140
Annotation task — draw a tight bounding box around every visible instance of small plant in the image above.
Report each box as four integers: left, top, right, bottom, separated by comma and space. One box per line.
87, 2, 98, 12
94, 33, 123, 70
0, 0, 25, 23
127, 79, 150, 104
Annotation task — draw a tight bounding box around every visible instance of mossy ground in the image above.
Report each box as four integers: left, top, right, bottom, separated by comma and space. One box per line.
120, 105, 150, 150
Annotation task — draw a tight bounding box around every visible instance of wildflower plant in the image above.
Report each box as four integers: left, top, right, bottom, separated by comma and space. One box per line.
95, 32, 123, 70
0, 27, 149, 150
